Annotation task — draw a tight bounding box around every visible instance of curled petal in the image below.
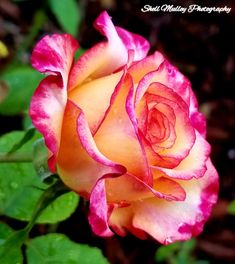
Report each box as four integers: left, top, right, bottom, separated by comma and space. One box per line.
94, 74, 151, 183
92, 173, 186, 237
115, 26, 150, 60
30, 34, 78, 171
109, 159, 218, 244
69, 11, 150, 88
31, 33, 78, 85
137, 83, 196, 167
106, 173, 185, 204
128, 51, 165, 84
89, 179, 114, 237
163, 61, 207, 136
152, 131, 210, 180
57, 100, 126, 195
125, 77, 153, 185
30, 76, 65, 172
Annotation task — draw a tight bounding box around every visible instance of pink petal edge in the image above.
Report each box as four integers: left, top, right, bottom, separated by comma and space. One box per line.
30, 34, 78, 171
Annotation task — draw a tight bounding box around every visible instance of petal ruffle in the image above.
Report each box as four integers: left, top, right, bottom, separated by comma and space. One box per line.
69, 11, 150, 89
109, 159, 218, 244
161, 61, 206, 137
115, 26, 150, 60
152, 131, 210, 180
106, 173, 186, 204
31, 33, 78, 85
30, 76, 64, 171
89, 172, 186, 238
30, 34, 78, 171
137, 83, 196, 167
89, 179, 114, 237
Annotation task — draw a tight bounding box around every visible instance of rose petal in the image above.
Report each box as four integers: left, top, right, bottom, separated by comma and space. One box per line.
128, 51, 165, 84
152, 131, 210, 180
137, 83, 196, 167
91, 173, 186, 238
69, 11, 150, 89
57, 100, 125, 195
109, 159, 218, 244
94, 74, 151, 183
30, 34, 78, 171
30, 76, 64, 171
162, 61, 207, 136
68, 70, 123, 133
115, 26, 150, 60
125, 77, 153, 185
31, 33, 78, 85
106, 173, 185, 204
89, 179, 114, 237
190, 111, 207, 137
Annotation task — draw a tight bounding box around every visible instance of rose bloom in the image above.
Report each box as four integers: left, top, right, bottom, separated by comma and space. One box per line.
30, 11, 218, 244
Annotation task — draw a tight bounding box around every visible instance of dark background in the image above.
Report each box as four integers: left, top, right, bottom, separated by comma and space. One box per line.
0, 0, 235, 263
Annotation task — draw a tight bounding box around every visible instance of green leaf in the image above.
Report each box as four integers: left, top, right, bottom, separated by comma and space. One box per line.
176, 239, 196, 264
0, 131, 79, 223
0, 222, 13, 246
38, 191, 79, 224
0, 66, 43, 115
26, 233, 109, 264
49, 0, 80, 36
0, 131, 42, 219
228, 200, 235, 215
155, 242, 181, 262
23, 113, 33, 130
155, 239, 197, 263
0, 226, 24, 264
8, 127, 36, 154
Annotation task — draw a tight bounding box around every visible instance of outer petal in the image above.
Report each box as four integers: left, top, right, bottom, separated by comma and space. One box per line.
90, 173, 186, 238
106, 173, 186, 203
89, 179, 114, 237
30, 34, 78, 171
69, 11, 150, 89
109, 159, 218, 244
31, 34, 78, 85
57, 100, 126, 196
115, 26, 149, 60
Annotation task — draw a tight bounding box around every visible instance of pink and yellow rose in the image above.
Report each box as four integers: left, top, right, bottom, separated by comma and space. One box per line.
30, 11, 218, 244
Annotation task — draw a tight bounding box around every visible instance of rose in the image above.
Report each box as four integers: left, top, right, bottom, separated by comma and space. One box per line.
30, 11, 218, 244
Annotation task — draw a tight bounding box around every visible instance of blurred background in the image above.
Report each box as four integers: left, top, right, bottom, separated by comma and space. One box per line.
0, 0, 234, 263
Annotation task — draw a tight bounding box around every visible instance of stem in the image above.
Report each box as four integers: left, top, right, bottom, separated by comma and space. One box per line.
0, 179, 69, 261
25, 179, 69, 231
0, 152, 33, 162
